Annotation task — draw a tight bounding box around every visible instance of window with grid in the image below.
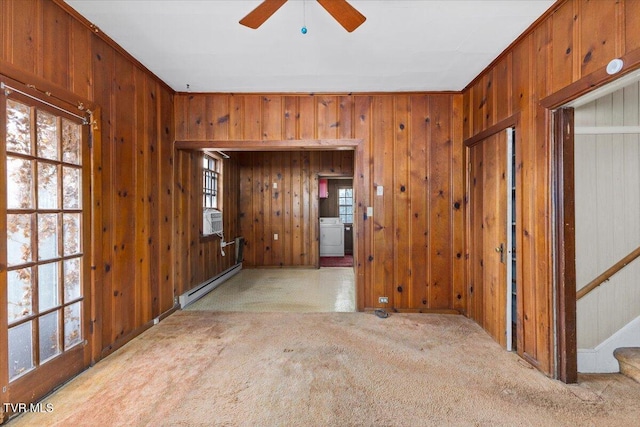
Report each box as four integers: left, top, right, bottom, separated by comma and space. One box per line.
203, 154, 220, 209
338, 187, 353, 224
5, 97, 85, 381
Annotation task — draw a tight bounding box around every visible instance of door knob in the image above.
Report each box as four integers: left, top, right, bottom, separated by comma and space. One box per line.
495, 243, 505, 263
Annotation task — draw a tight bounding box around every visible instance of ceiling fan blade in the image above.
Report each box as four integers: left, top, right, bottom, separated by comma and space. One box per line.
316, 0, 366, 32
239, 0, 288, 29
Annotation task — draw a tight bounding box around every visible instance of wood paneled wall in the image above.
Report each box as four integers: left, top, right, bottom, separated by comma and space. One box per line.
1, 0, 176, 359
174, 151, 241, 295
462, 0, 640, 376
175, 94, 465, 312
239, 151, 354, 267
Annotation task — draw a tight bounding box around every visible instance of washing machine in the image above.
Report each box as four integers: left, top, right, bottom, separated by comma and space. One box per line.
319, 217, 344, 256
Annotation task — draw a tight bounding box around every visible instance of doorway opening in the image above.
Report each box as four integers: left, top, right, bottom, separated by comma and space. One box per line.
554, 69, 640, 379
319, 176, 354, 268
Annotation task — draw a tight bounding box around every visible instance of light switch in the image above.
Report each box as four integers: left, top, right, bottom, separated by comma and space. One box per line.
367, 207, 373, 217
273, 182, 278, 189
274, 233, 278, 240
376, 185, 384, 196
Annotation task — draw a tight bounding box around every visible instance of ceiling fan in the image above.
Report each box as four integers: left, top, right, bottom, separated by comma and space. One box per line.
239, 0, 366, 33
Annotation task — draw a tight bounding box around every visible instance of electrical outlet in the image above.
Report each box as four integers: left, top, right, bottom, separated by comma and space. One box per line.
378, 296, 389, 304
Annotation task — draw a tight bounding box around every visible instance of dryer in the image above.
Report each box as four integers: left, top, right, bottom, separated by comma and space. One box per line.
319, 217, 344, 257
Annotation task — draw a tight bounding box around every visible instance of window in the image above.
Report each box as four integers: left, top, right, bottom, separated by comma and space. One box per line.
338, 187, 353, 224
5, 96, 86, 381
203, 154, 221, 209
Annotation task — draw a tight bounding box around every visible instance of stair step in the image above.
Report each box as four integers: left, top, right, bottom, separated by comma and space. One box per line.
614, 347, 640, 383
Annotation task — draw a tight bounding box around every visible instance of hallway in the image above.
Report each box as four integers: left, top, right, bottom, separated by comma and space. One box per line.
186, 268, 356, 313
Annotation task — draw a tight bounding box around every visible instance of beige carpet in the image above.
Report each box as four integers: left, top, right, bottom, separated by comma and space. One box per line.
9, 311, 640, 426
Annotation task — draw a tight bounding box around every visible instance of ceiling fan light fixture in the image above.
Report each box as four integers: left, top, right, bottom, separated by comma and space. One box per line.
239, 0, 366, 32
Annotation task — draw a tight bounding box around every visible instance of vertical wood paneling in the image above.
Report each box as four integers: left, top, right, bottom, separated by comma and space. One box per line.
134, 68, 150, 326
175, 93, 461, 312
551, 1, 575, 94
372, 96, 395, 305
394, 95, 411, 308
69, 19, 92, 101
625, 0, 640, 52
451, 95, 466, 313
112, 54, 136, 341
579, 0, 618, 77
409, 96, 429, 309
354, 96, 372, 309
91, 35, 115, 351
238, 151, 353, 268
429, 96, 453, 309
7, 0, 39, 75
2, 0, 178, 357
463, 0, 640, 377
41, 0, 69, 89
495, 55, 512, 123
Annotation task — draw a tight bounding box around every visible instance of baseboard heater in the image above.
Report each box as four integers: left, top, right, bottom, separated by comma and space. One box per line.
178, 262, 242, 308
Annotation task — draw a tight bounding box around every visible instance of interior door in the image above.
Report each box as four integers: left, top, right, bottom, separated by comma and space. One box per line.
468, 130, 509, 348
1, 80, 92, 420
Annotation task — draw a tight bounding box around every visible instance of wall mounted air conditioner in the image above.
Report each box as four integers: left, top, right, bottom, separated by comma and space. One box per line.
203, 208, 223, 235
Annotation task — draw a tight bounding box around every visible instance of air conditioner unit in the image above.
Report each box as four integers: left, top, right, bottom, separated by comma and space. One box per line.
203, 208, 223, 235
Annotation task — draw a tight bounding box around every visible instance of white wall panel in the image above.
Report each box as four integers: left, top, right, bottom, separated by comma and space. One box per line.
576, 81, 640, 349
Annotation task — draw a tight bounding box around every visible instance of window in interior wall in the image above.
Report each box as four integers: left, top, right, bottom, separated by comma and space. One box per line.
203, 154, 221, 210
338, 187, 353, 224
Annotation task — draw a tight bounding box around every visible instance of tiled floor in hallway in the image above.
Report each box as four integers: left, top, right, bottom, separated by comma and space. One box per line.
186, 267, 356, 312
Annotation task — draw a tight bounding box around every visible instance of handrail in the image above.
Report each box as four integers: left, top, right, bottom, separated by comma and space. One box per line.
577, 245, 640, 300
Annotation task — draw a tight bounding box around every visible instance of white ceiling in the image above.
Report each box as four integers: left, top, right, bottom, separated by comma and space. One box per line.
64, 0, 555, 93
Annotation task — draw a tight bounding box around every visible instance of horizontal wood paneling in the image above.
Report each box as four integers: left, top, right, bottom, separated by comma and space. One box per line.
1, 0, 176, 361
175, 93, 465, 311
462, 0, 640, 376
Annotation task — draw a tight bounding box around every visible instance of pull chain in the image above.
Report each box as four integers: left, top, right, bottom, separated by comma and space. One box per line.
301, 0, 308, 34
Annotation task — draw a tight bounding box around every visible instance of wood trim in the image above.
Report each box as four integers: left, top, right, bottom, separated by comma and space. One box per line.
176, 138, 361, 151
89, 107, 103, 364
576, 245, 640, 301
99, 318, 155, 360
364, 308, 461, 315
175, 91, 462, 97
553, 107, 577, 384
463, 114, 520, 147
0, 80, 8, 425
0, 62, 96, 115
6, 344, 85, 413
540, 47, 640, 109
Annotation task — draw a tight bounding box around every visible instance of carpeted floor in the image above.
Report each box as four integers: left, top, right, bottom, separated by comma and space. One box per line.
9, 311, 640, 426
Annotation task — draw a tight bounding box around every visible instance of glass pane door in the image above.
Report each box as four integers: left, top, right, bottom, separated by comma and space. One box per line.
3, 89, 89, 411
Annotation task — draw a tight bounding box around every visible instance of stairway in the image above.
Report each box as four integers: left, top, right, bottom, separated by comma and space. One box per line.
614, 347, 640, 383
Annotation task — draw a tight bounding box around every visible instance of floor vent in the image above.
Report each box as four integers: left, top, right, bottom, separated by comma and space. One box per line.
178, 263, 242, 308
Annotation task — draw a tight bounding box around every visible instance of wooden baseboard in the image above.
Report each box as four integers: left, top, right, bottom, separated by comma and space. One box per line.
363, 307, 462, 315
98, 303, 179, 360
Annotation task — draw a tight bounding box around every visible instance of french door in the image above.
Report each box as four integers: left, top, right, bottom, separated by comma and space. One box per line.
1, 79, 92, 419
